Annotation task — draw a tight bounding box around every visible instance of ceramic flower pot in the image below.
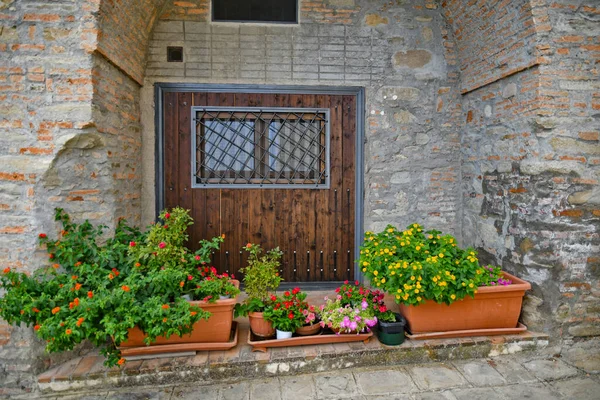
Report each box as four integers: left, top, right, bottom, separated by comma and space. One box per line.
248, 311, 275, 337
121, 280, 239, 347
377, 313, 406, 346
295, 324, 321, 336
399, 272, 531, 334
276, 329, 293, 339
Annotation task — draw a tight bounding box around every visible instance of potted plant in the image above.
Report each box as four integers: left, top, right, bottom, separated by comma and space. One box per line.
0, 208, 235, 367
319, 297, 378, 334
335, 280, 404, 345
359, 224, 531, 335
296, 303, 321, 336
234, 243, 283, 337
263, 288, 307, 339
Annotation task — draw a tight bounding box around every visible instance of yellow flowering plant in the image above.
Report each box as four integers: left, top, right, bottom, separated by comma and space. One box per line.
358, 224, 503, 306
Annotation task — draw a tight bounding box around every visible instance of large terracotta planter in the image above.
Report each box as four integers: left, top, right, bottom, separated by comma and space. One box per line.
248, 311, 275, 338
399, 272, 530, 334
120, 280, 239, 347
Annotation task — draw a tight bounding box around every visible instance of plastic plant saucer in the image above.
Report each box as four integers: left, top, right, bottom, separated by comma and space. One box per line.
405, 322, 528, 340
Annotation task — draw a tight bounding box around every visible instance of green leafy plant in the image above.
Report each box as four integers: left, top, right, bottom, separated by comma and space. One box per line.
358, 223, 504, 306
0, 208, 229, 367
335, 280, 396, 322
235, 243, 283, 317
193, 266, 240, 302
263, 288, 307, 332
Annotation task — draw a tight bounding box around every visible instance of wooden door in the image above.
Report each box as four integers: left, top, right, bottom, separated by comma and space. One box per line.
163, 91, 356, 283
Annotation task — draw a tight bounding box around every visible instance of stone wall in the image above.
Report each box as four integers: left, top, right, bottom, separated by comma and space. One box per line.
141, 0, 464, 241
449, 0, 599, 337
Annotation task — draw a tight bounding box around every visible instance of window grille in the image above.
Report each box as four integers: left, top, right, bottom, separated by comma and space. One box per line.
193, 108, 329, 188
212, 0, 298, 24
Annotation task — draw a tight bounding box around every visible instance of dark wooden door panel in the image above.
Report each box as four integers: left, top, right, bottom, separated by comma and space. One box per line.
164, 91, 357, 282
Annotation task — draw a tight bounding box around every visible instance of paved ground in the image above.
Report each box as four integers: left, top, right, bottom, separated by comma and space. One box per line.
25, 352, 600, 400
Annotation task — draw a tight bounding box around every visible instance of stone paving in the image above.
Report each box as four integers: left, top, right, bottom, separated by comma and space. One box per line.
16, 352, 600, 400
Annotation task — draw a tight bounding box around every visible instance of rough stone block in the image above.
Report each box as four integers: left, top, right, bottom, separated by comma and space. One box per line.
355, 368, 416, 395
409, 364, 468, 390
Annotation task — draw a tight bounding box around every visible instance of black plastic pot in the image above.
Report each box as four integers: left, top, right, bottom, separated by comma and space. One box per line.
377, 312, 406, 346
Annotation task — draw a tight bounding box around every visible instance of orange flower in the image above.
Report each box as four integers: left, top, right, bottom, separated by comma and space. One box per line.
112, 268, 119, 276
179, 281, 184, 288
121, 285, 130, 292
190, 311, 197, 316
60, 322, 64, 327
161, 304, 169, 310
87, 291, 93, 299
51, 307, 60, 315
20, 310, 24, 315
221, 233, 226, 239
134, 262, 141, 267
74, 283, 82, 291
52, 264, 60, 269
117, 358, 125, 366
71, 275, 78, 280
76, 317, 84, 327
34, 324, 41, 331
74, 261, 82, 267
246, 243, 252, 248
74, 298, 80, 306
2, 267, 10, 274
69, 302, 74, 309
108, 273, 114, 280
162, 318, 168, 323
61, 230, 68, 236
65, 329, 72, 335
33, 308, 40, 313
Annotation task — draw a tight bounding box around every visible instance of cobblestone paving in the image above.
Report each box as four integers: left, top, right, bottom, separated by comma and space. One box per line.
21, 352, 600, 400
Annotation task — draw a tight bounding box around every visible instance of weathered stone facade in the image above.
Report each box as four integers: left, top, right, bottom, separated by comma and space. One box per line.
0, 0, 598, 393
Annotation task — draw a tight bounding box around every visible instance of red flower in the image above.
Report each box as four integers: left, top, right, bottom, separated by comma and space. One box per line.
39, 233, 47, 239
87, 291, 93, 299
344, 280, 349, 284
355, 280, 360, 286
335, 287, 340, 293
284, 291, 290, 297
158, 242, 166, 249
292, 287, 300, 295
163, 225, 168, 229
379, 305, 387, 313
2, 267, 10, 274
195, 255, 201, 261
288, 312, 294, 319
122, 285, 130, 292
188, 275, 193, 281
164, 212, 170, 219
129, 241, 136, 247
270, 295, 277, 301
49, 254, 54, 260
34, 324, 41, 331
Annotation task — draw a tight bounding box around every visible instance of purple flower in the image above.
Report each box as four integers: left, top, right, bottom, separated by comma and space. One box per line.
349, 321, 358, 331
361, 300, 368, 310
354, 315, 362, 322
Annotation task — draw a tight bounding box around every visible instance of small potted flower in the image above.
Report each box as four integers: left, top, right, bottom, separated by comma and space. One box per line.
296, 303, 321, 336
319, 297, 378, 335
193, 267, 240, 301
335, 280, 405, 345
234, 243, 283, 337
263, 288, 306, 339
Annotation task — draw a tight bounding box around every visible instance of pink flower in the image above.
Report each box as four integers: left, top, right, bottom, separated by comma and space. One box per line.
349, 321, 358, 331
158, 242, 166, 249
188, 275, 193, 281
361, 301, 368, 310
195, 255, 201, 261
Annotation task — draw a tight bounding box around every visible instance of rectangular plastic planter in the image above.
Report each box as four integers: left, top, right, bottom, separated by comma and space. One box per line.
120, 281, 239, 348
399, 272, 530, 334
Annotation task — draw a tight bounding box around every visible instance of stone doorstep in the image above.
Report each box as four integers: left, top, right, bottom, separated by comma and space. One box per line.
36, 317, 549, 394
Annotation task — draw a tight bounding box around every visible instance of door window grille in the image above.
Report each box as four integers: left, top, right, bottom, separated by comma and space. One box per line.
193, 108, 329, 188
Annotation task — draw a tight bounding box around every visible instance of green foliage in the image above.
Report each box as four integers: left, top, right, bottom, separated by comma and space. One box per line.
0, 208, 233, 368
239, 243, 283, 302
358, 223, 504, 306
193, 267, 240, 302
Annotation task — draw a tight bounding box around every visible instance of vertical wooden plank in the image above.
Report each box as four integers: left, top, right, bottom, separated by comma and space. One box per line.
191, 92, 207, 252
273, 92, 291, 280
177, 92, 193, 211
204, 92, 222, 270
302, 93, 317, 281
258, 94, 276, 256
246, 92, 263, 253
164, 92, 178, 210
342, 95, 356, 281
315, 93, 330, 283
329, 95, 344, 282
289, 93, 305, 282
234, 92, 250, 275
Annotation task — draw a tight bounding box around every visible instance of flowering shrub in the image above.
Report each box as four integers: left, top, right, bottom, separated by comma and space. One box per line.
0, 208, 228, 367
262, 288, 307, 332
359, 224, 504, 306
301, 304, 319, 326
335, 280, 395, 322
193, 267, 240, 302
319, 298, 378, 334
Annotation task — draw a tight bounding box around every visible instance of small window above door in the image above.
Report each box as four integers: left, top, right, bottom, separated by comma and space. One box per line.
212, 0, 298, 24
193, 107, 329, 188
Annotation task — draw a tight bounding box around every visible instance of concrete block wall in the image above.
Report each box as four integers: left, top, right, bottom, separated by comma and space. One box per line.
141, 0, 464, 241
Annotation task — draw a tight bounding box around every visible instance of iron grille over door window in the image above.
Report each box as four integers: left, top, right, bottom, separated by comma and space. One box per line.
193, 108, 329, 188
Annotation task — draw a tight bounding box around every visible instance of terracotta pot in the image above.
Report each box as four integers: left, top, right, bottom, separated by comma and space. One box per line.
248, 312, 275, 337
295, 324, 321, 336
399, 272, 530, 334
120, 280, 239, 347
